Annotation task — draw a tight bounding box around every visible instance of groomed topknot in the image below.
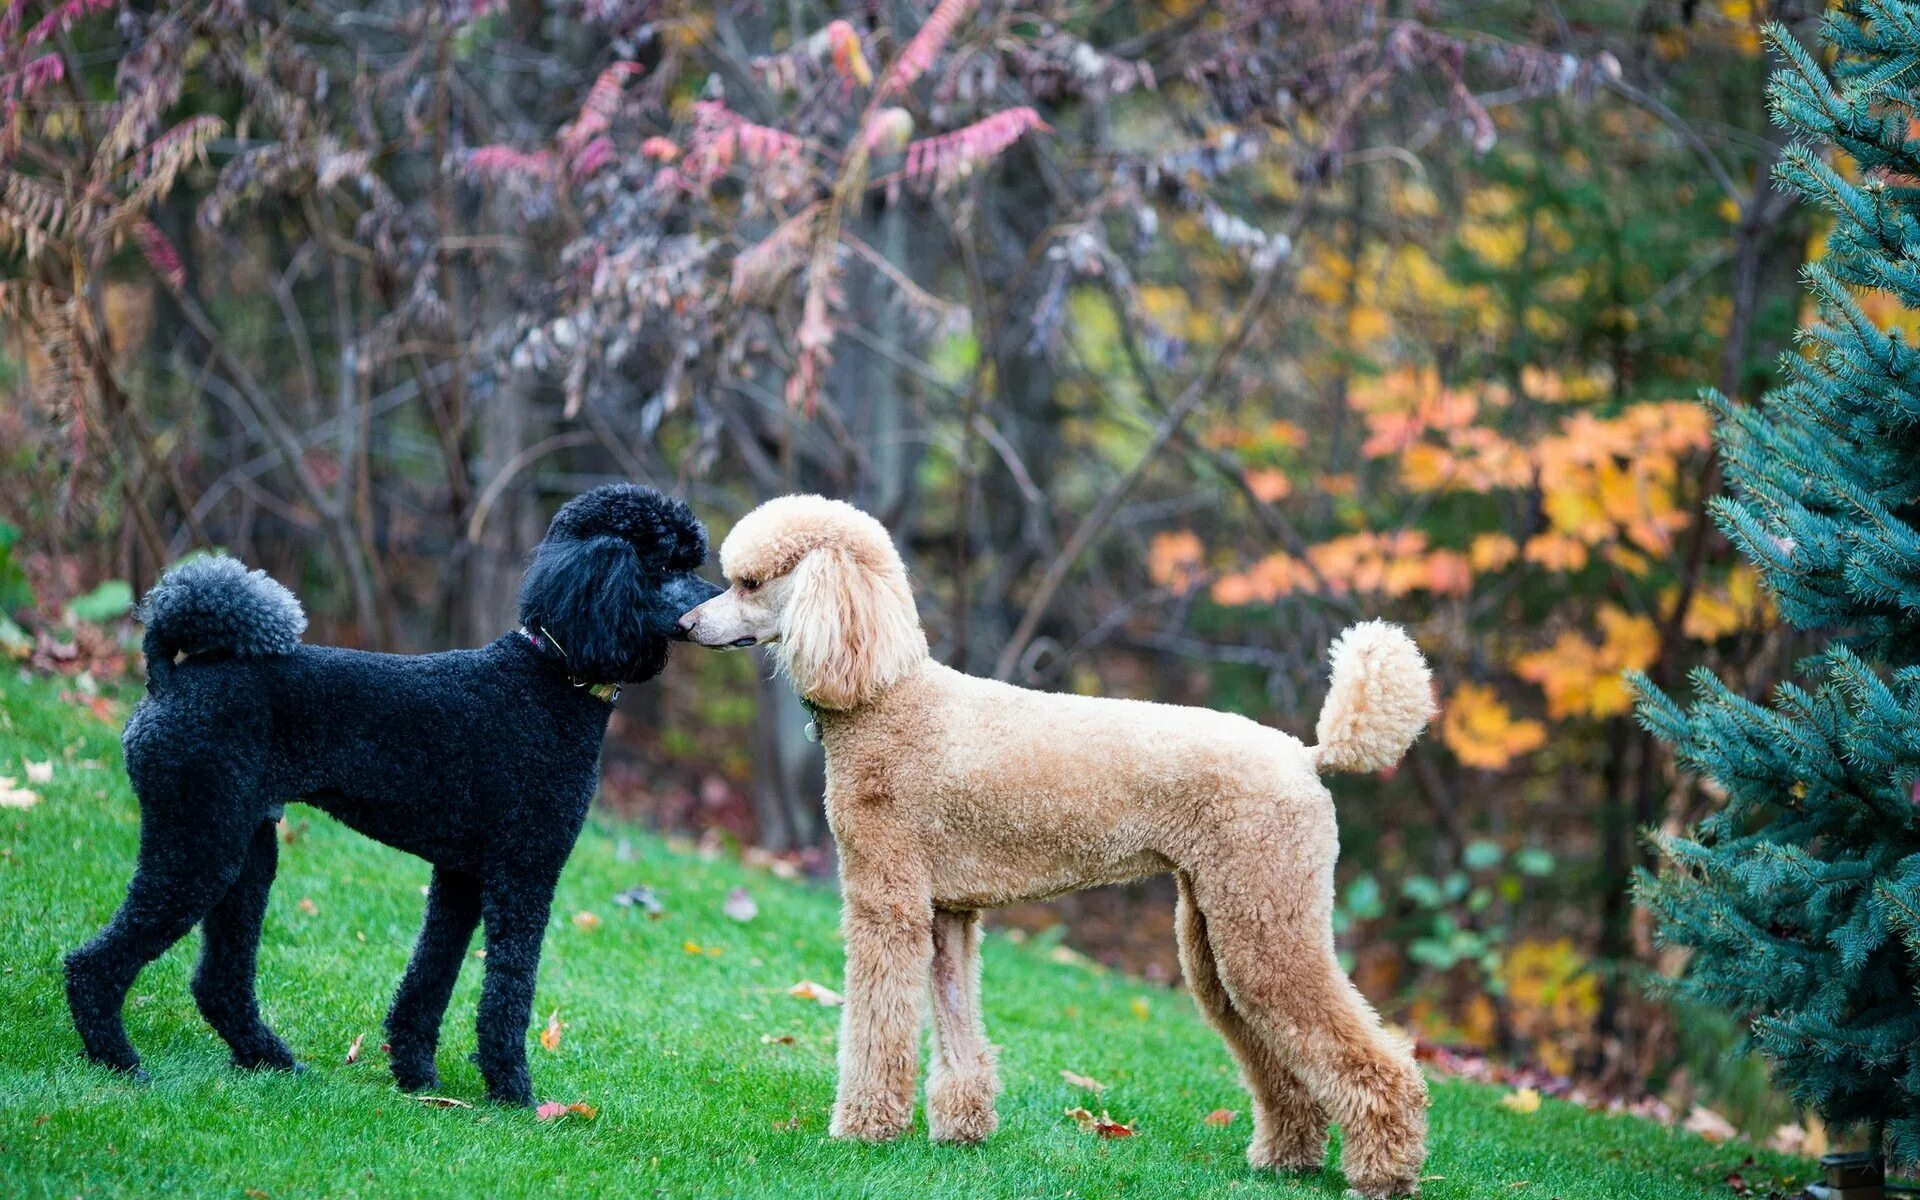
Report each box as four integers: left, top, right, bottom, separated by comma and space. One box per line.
545, 484, 707, 571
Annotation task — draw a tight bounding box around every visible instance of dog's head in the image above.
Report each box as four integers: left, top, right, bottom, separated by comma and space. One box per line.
678, 495, 927, 710
518, 484, 722, 684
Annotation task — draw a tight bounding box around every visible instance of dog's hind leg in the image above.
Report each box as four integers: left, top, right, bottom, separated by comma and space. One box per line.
385, 865, 482, 1092
926, 908, 999, 1144
1188, 822, 1427, 1200
471, 869, 559, 1107
193, 818, 298, 1070
66, 792, 250, 1076
1174, 870, 1328, 1173
830, 867, 933, 1142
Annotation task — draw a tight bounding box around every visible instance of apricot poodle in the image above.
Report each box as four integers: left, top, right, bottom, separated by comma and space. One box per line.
679, 494, 1437, 1199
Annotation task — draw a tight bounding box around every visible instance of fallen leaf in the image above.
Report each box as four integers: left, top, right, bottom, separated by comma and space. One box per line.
0, 778, 39, 809
1682, 1104, 1736, 1143
535, 1101, 568, 1120
245, 1190, 269, 1199
1202, 1108, 1237, 1127
297, 897, 318, 915
1060, 1069, 1106, 1092
345, 1033, 363, 1064
1066, 1106, 1135, 1138
1500, 1087, 1542, 1115
788, 980, 844, 1007
410, 1095, 472, 1109
540, 1009, 564, 1052
572, 911, 601, 933
723, 887, 758, 922
683, 940, 704, 955
761, 1033, 796, 1045
1129, 997, 1151, 1020
23, 759, 53, 784
614, 885, 663, 914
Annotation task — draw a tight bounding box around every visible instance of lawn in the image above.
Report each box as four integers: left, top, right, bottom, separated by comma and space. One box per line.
0, 665, 1805, 1199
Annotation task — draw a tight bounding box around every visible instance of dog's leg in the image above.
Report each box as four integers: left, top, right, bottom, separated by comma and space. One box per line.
830, 874, 933, 1142
1174, 870, 1328, 1173
1190, 835, 1427, 1200
926, 908, 999, 1144
386, 865, 483, 1092
66, 801, 248, 1076
192, 819, 298, 1071
471, 871, 557, 1107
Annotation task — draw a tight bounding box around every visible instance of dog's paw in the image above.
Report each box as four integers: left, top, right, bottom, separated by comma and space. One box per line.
392, 1065, 440, 1093
927, 1075, 999, 1145
830, 1096, 914, 1142
1345, 1184, 1418, 1200
1248, 1125, 1328, 1175
231, 1042, 300, 1073
80, 1049, 146, 1078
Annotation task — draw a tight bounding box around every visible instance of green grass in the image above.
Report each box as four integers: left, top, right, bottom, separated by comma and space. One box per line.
0, 666, 1806, 1199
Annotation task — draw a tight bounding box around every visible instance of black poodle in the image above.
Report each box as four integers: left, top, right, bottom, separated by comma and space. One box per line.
65, 484, 719, 1106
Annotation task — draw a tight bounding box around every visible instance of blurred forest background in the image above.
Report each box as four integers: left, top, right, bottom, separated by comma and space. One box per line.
2, 0, 1838, 1139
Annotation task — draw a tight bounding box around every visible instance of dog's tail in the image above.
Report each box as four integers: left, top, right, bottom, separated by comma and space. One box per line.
1308, 621, 1435, 774
138, 555, 306, 693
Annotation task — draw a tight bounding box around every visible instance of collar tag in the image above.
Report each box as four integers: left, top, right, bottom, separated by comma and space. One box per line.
801, 698, 823, 744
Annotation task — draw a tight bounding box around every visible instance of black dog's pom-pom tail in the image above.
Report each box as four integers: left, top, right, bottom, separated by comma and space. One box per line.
138, 555, 306, 692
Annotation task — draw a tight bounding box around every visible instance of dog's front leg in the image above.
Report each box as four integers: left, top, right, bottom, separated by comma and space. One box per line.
386, 866, 483, 1092
830, 877, 933, 1142
926, 908, 999, 1144
472, 871, 556, 1107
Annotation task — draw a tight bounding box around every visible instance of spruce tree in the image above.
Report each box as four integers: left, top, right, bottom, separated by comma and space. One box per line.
1633, 1, 1920, 1165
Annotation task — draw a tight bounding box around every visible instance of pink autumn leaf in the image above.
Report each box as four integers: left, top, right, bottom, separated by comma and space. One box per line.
535, 1101, 569, 1120
901, 107, 1049, 192
884, 0, 976, 96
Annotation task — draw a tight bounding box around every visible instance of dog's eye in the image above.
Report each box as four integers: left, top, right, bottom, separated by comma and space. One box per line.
738, 578, 761, 592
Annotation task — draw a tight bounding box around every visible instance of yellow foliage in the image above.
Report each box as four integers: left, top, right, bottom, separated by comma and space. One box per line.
1441, 683, 1547, 770
1513, 606, 1659, 719
1676, 562, 1775, 641
1523, 533, 1589, 573
1469, 533, 1518, 573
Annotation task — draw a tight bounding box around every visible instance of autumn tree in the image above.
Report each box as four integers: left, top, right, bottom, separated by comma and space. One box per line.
1636, 1, 1920, 1164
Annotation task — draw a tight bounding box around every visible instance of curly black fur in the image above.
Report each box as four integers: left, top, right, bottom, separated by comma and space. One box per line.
65, 484, 720, 1106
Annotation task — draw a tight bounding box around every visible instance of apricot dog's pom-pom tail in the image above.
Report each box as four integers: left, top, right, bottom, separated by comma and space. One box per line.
1311, 621, 1435, 774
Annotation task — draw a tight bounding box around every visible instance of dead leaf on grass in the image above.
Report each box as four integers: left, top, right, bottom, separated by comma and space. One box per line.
1202, 1108, 1237, 1126
0, 778, 40, 809
1060, 1069, 1106, 1092
1065, 1106, 1136, 1138
787, 980, 843, 1006
1500, 1087, 1541, 1114
539, 1009, 564, 1052
345, 1033, 364, 1064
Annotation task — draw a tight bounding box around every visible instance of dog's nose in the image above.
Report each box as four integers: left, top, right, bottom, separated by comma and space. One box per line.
677, 611, 698, 633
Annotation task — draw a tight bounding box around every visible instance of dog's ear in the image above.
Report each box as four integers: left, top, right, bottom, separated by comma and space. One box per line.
778, 544, 926, 709
518, 534, 655, 683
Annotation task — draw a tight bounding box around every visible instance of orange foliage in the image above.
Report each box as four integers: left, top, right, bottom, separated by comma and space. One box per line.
1441, 684, 1547, 770
1512, 606, 1659, 719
